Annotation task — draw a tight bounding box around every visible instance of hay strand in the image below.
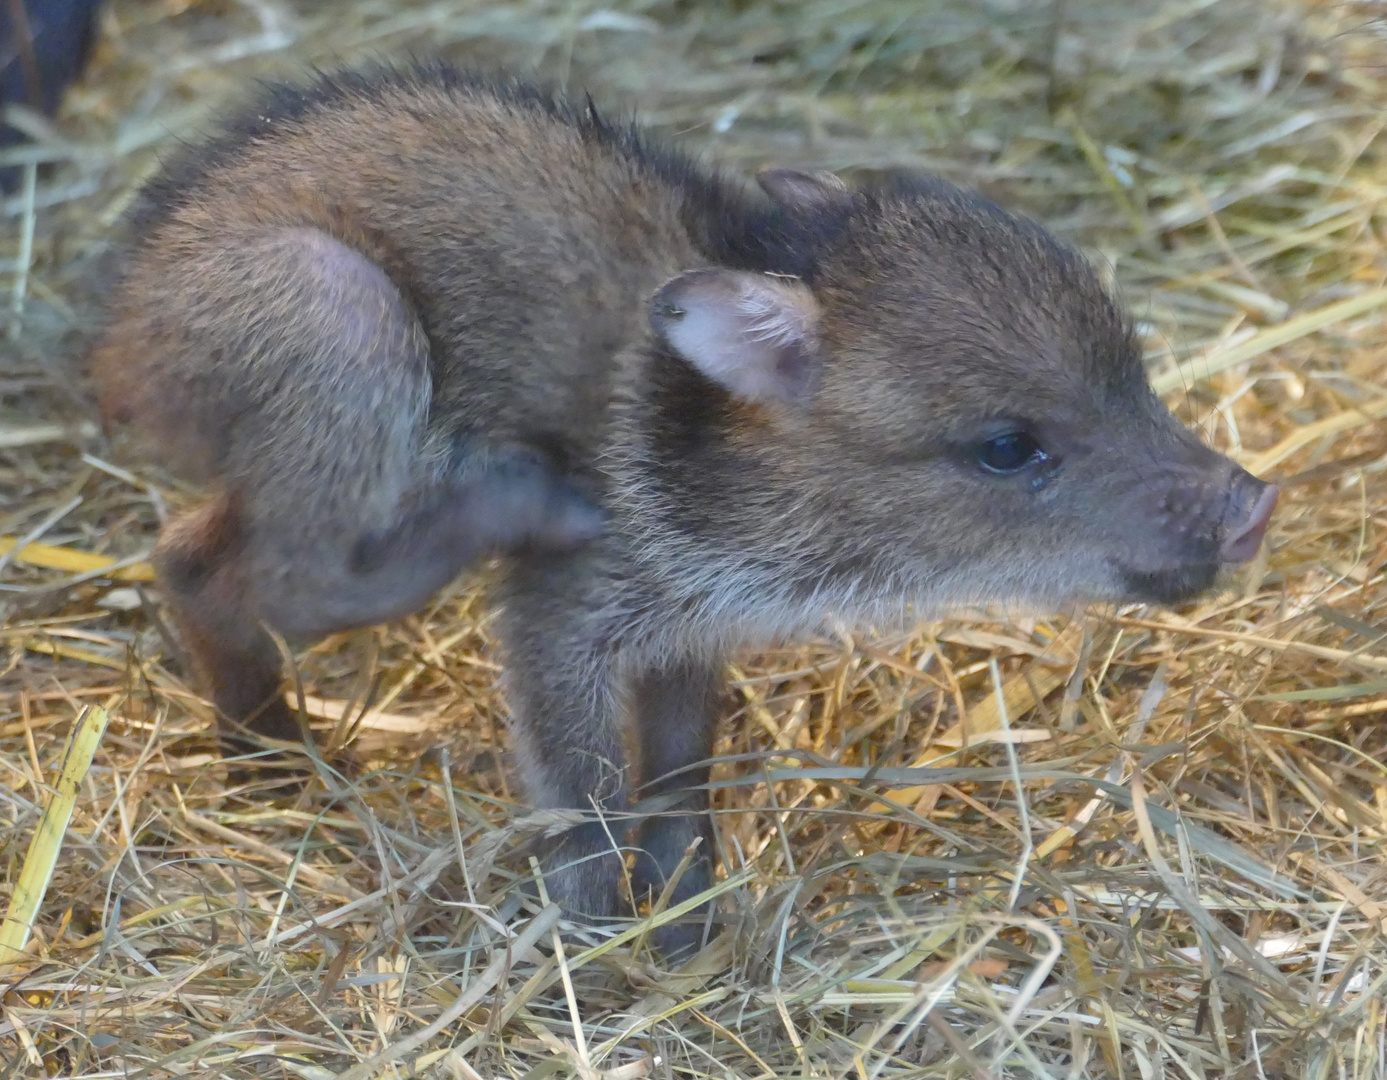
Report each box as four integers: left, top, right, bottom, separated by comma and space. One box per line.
0, 704, 108, 964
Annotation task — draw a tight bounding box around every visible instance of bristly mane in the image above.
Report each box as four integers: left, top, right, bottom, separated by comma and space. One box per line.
129, 62, 847, 280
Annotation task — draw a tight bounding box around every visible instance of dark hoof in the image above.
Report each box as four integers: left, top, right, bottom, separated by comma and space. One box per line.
632, 843, 714, 960
235, 697, 306, 742
464, 445, 609, 555
217, 702, 314, 790
649, 914, 709, 962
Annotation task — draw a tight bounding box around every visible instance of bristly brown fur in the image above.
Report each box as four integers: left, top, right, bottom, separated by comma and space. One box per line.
90, 62, 1275, 956
126, 63, 836, 279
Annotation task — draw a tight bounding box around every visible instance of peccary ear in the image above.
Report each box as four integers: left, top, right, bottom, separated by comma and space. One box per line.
650, 269, 821, 407
756, 167, 853, 213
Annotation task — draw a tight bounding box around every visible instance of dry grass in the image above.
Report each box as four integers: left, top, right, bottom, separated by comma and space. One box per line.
3, 0, 1387, 1076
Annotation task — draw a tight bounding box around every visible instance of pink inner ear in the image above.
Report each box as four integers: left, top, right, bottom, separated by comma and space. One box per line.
737, 281, 810, 347
652, 269, 822, 406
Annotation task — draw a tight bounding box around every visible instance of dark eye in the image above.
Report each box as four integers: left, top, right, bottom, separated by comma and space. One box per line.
976, 432, 1045, 474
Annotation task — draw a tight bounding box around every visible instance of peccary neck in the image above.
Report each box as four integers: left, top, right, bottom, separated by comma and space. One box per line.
598, 345, 887, 659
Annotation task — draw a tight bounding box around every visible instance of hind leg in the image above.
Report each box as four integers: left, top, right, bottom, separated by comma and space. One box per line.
137, 226, 602, 737
156, 447, 602, 741
157, 453, 602, 741
154, 496, 298, 741
259, 442, 605, 640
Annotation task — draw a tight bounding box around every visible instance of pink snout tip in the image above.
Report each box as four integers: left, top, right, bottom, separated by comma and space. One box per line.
1219, 483, 1278, 564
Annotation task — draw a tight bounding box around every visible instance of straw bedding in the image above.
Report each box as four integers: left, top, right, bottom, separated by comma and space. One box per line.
2, 1, 1387, 1076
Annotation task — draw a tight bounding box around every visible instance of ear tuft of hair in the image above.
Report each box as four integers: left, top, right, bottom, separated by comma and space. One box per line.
650, 269, 821, 407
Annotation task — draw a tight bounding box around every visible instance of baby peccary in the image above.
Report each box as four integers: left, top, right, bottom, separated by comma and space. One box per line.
92, 66, 1277, 955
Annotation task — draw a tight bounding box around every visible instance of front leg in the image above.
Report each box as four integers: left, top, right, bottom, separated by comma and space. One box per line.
497, 567, 632, 922
631, 658, 724, 957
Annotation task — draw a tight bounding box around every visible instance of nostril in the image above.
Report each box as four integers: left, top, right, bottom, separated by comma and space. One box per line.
1219, 483, 1278, 563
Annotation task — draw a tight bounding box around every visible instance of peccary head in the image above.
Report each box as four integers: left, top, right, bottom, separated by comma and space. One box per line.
639, 170, 1275, 623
